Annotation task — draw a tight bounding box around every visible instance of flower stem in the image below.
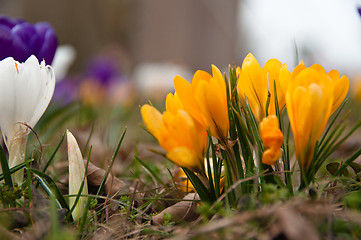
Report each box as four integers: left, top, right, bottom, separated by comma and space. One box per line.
8, 134, 28, 185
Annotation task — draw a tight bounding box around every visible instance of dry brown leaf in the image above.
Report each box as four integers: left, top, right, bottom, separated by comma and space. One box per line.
85, 160, 128, 196
151, 193, 200, 225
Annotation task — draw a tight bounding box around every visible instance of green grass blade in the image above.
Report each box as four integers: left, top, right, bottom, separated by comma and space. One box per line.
42, 130, 66, 173
0, 144, 12, 187
135, 156, 167, 188
96, 128, 126, 195
31, 168, 69, 210
0, 159, 34, 181
318, 100, 348, 147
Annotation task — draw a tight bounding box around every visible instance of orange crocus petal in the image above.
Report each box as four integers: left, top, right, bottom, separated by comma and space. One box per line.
165, 92, 183, 114
140, 104, 163, 138
211, 64, 227, 95
263, 59, 284, 116
238, 53, 266, 121
174, 65, 229, 142
237, 53, 290, 122
142, 101, 207, 173
194, 79, 228, 141
310, 64, 327, 75
167, 147, 203, 173
174, 75, 207, 127
191, 70, 212, 89
328, 70, 349, 114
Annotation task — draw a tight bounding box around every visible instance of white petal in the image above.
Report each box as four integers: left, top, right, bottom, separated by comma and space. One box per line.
0, 55, 56, 147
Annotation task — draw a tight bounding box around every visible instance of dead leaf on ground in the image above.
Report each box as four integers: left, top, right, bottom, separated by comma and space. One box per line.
85, 160, 128, 197
151, 193, 200, 225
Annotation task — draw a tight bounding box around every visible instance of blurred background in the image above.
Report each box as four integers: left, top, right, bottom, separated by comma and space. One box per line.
2, 0, 361, 97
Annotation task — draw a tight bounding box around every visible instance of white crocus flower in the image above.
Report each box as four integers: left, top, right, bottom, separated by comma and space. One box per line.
67, 130, 88, 221
0, 55, 55, 185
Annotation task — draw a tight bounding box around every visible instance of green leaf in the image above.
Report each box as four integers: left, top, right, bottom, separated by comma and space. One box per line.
30, 168, 69, 210
0, 159, 34, 182
182, 167, 211, 202
0, 144, 12, 187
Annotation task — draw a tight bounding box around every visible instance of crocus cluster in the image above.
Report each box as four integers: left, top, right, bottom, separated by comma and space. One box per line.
0, 16, 57, 64
142, 53, 349, 184
141, 65, 232, 176
237, 54, 349, 170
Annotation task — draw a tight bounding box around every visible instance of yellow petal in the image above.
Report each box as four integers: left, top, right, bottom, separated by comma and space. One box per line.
328, 70, 349, 114
167, 147, 203, 173
263, 59, 283, 115
165, 92, 183, 114
174, 75, 207, 127
192, 70, 212, 88
140, 104, 163, 138
238, 53, 267, 121
194, 80, 229, 141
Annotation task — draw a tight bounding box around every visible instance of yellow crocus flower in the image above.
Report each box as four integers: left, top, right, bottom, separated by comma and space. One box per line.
141, 93, 207, 173
174, 65, 229, 144
259, 115, 283, 165
290, 61, 349, 115
286, 66, 334, 170
237, 53, 291, 122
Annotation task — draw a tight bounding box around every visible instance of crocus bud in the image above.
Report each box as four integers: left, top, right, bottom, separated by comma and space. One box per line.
67, 130, 88, 221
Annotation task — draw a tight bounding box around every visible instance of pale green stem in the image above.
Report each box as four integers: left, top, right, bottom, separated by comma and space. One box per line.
223, 141, 241, 199
8, 133, 28, 185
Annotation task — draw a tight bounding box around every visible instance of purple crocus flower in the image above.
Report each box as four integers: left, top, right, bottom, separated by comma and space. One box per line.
0, 16, 57, 64
85, 56, 120, 87
358, 7, 361, 17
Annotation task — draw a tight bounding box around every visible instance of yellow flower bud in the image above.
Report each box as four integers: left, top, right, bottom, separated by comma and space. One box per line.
259, 115, 283, 165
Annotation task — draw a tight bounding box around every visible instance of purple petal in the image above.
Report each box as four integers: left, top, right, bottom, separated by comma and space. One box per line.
0, 16, 21, 28
11, 23, 40, 62
86, 57, 118, 86
0, 25, 14, 60
358, 7, 361, 17
35, 22, 57, 64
